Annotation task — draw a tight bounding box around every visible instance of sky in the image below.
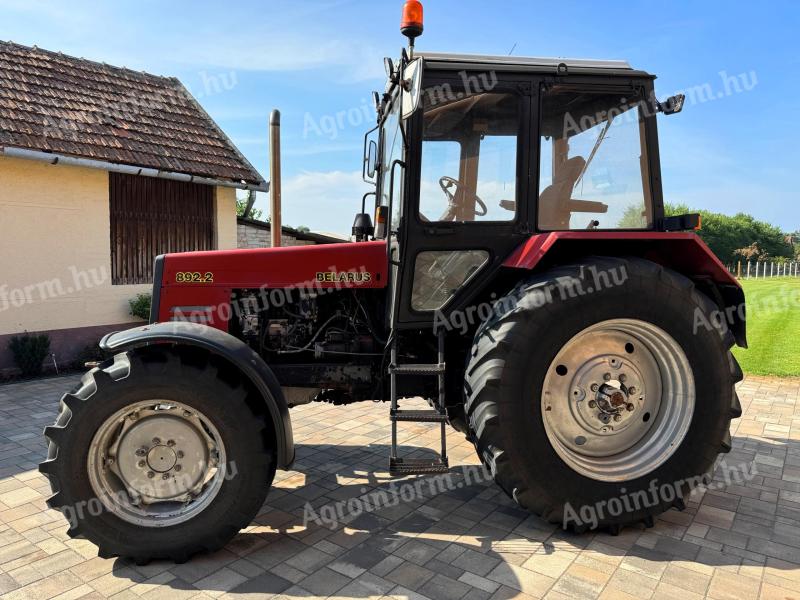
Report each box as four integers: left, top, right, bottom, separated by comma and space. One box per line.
1, 0, 798, 236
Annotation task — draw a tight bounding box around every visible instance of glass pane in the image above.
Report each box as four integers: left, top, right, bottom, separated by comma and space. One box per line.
419, 92, 519, 222
538, 89, 652, 230
379, 98, 404, 229
411, 250, 489, 311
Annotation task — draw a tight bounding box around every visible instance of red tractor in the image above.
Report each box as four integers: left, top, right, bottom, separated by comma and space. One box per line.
41, 1, 745, 562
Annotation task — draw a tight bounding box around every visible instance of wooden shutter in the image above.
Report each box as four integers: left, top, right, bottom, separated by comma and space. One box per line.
110, 173, 215, 285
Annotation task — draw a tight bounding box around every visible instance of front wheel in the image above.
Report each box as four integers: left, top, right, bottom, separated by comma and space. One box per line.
40, 348, 276, 562
465, 257, 742, 532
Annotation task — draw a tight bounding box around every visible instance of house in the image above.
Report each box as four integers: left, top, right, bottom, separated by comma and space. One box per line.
0, 41, 267, 372
237, 217, 345, 248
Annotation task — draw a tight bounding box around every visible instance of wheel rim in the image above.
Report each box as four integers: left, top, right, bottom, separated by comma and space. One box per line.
541, 319, 695, 482
87, 400, 227, 527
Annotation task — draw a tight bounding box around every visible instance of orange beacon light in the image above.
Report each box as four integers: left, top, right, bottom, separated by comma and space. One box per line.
401, 1, 424, 40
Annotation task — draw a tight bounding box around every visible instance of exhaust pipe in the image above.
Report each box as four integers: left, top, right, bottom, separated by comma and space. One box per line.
269, 109, 282, 248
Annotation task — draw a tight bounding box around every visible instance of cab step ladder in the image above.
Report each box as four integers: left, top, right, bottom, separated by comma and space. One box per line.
389, 329, 449, 475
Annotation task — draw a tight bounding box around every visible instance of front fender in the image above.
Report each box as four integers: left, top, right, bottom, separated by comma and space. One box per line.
100, 322, 294, 469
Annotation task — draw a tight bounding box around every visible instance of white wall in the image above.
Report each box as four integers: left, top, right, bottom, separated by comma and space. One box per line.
0, 156, 238, 335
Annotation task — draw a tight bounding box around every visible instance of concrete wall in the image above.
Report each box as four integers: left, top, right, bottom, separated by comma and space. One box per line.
215, 187, 238, 250
0, 155, 238, 372
237, 222, 315, 249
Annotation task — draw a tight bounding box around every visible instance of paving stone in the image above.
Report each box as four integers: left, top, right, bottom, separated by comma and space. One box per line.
660, 563, 711, 595
0, 374, 798, 598
228, 571, 292, 596
707, 570, 762, 600
419, 573, 474, 600
386, 561, 437, 590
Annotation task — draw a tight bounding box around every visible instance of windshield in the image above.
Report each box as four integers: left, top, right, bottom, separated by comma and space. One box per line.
538, 88, 653, 230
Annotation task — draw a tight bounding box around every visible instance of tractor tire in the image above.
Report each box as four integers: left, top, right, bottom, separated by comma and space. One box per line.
39, 348, 276, 562
464, 256, 742, 532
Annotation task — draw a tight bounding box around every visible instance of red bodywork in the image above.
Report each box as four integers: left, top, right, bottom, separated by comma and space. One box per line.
155, 240, 388, 329
154, 231, 740, 333
503, 231, 739, 287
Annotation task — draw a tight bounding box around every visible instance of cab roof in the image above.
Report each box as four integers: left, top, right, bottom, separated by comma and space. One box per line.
418, 51, 653, 78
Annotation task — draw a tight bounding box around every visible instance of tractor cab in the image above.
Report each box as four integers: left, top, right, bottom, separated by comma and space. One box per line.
363, 43, 685, 329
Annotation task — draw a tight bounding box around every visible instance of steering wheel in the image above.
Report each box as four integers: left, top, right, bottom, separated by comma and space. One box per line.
438, 176, 488, 221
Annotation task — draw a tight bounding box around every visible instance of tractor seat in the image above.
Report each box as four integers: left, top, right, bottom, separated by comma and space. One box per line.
538, 156, 585, 230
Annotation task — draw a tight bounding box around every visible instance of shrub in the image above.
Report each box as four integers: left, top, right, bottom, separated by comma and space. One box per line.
129, 293, 152, 321
9, 333, 51, 377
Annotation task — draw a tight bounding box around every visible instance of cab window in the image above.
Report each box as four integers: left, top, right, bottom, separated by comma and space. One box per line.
538, 87, 652, 230
418, 91, 519, 222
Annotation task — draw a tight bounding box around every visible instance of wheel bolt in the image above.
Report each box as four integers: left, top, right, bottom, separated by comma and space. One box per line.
137, 460, 146, 468
136, 447, 147, 457
174, 464, 182, 472
613, 414, 622, 422
147, 471, 155, 479
628, 387, 637, 395
162, 473, 170, 480
106, 457, 114, 465
619, 374, 627, 382
590, 383, 599, 392
167, 439, 175, 447
152, 437, 161, 445
626, 403, 635, 412
176, 451, 184, 459
603, 373, 611, 381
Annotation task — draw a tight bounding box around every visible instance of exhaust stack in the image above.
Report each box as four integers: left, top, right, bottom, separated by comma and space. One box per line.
269, 109, 282, 248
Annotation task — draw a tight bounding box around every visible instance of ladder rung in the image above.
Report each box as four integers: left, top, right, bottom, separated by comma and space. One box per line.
390, 363, 445, 375
391, 409, 447, 423
389, 457, 449, 475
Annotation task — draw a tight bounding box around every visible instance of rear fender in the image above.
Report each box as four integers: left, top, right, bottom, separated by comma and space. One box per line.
100, 322, 294, 469
502, 232, 747, 348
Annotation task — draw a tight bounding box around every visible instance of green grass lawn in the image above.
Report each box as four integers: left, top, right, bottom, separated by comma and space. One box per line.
731, 277, 800, 377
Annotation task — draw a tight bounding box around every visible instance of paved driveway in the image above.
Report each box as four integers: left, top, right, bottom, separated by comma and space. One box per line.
0, 374, 799, 600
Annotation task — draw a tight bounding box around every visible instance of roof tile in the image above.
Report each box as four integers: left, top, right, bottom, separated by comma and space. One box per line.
0, 41, 264, 186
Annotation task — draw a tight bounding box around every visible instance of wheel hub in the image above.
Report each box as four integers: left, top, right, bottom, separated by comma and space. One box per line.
146, 445, 177, 473
88, 400, 226, 527
541, 319, 695, 482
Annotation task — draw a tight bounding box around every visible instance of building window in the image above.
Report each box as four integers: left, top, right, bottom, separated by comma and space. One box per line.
110, 173, 215, 285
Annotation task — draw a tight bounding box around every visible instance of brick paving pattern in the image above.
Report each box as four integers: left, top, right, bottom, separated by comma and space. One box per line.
0, 374, 799, 599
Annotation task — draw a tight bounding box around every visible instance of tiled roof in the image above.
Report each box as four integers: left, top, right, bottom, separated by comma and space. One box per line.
0, 41, 264, 186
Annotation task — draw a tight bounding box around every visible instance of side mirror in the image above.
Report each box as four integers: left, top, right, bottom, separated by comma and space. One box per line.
657, 93, 685, 115
401, 57, 423, 120
365, 139, 378, 180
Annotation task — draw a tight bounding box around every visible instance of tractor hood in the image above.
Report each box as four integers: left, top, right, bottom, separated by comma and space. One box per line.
157, 240, 388, 289
149, 241, 388, 328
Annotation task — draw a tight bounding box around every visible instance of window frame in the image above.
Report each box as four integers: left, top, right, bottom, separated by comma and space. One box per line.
533, 79, 664, 233
412, 84, 527, 229
109, 173, 216, 285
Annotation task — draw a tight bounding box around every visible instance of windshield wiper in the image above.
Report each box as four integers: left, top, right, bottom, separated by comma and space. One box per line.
573, 117, 613, 191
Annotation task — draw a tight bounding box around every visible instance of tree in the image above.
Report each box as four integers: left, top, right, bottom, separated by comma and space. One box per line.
235, 198, 265, 221
733, 242, 765, 262
664, 204, 793, 263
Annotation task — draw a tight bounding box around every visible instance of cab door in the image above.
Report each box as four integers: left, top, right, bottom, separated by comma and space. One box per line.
393, 70, 534, 328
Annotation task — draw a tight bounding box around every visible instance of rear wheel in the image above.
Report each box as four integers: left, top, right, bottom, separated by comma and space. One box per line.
40, 348, 276, 562
465, 257, 742, 531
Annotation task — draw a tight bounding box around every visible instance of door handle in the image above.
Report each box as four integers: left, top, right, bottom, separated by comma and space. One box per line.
424, 226, 455, 235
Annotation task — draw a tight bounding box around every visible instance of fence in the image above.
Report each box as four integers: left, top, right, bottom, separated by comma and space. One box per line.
726, 261, 800, 279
